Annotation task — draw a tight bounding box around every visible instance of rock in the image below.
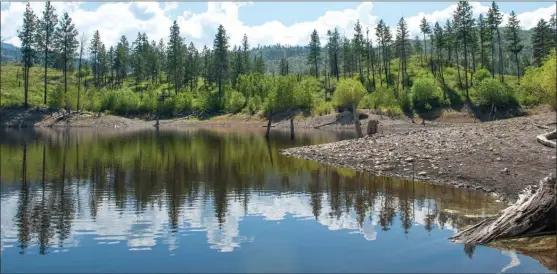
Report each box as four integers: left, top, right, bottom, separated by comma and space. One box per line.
404, 157, 415, 162
418, 171, 427, 176
496, 157, 502, 161
501, 168, 509, 174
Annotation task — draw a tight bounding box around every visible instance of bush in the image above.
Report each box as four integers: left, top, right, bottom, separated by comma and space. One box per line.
474, 68, 492, 84
472, 78, 515, 108
294, 77, 320, 109
411, 78, 442, 112
243, 95, 262, 114
520, 50, 556, 110
312, 99, 334, 116
194, 88, 220, 112
224, 89, 246, 113
333, 78, 365, 108
139, 90, 158, 113
48, 85, 66, 109
100, 88, 140, 115
174, 92, 193, 114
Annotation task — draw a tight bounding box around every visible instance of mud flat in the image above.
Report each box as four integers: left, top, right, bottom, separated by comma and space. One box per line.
281, 112, 556, 201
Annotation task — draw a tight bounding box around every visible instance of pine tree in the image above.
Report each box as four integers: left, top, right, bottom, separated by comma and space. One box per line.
366, 28, 377, 91
77, 33, 86, 110
353, 20, 365, 82
17, 3, 38, 109
241, 34, 251, 73
157, 39, 166, 84
487, 1, 503, 81
326, 28, 341, 81
54, 12, 78, 95
308, 29, 321, 78
254, 52, 265, 74
434, 22, 447, 98
420, 17, 431, 68
478, 14, 489, 70
376, 20, 392, 86
213, 24, 229, 104
532, 19, 552, 67
167, 21, 184, 94
505, 11, 524, 81
37, 1, 58, 105
342, 36, 353, 78
454, 1, 474, 97
89, 30, 102, 89
396, 17, 410, 90
444, 20, 454, 65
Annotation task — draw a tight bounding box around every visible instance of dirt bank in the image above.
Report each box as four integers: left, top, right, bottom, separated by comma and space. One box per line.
281, 111, 556, 201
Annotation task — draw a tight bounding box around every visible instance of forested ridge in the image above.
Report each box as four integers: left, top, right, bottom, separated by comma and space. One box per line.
1, 1, 556, 119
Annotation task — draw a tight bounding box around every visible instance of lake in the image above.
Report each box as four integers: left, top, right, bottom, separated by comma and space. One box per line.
0, 128, 552, 273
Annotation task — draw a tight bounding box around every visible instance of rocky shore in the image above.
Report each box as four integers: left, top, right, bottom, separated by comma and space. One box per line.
281, 112, 556, 201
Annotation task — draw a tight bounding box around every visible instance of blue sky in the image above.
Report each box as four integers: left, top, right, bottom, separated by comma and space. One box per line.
2, 2, 555, 48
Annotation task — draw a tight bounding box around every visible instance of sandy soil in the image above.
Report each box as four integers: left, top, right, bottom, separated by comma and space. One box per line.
281, 111, 557, 201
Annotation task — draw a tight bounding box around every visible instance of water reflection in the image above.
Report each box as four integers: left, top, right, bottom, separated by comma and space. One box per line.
1, 128, 530, 272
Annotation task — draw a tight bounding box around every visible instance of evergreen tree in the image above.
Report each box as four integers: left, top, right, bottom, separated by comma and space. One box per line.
326, 28, 341, 80
342, 36, 353, 78
308, 29, 321, 78
487, 1, 503, 81
37, 1, 58, 104
54, 12, 78, 95
17, 3, 38, 109
213, 24, 229, 103
254, 52, 265, 74
77, 33, 86, 110
532, 19, 552, 67
167, 21, 184, 94
89, 30, 102, 89
396, 17, 410, 90
157, 39, 166, 84
505, 11, 524, 81
353, 20, 365, 82
241, 34, 251, 73
376, 20, 392, 86
420, 17, 431, 67
444, 20, 454, 64
454, 1, 474, 97
478, 14, 489, 70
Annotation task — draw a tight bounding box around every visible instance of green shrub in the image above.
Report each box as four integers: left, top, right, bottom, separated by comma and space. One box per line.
294, 77, 320, 109
312, 99, 334, 116
224, 89, 246, 113
332, 78, 365, 108
48, 85, 65, 109
174, 92, 193, 114
520, 50, 556, 109
139, 90, 158, 113
194, 88, 220, 112
474, 68, 492, 84
411, 78, 442, 112
100, 89, 140, 115
243, 95, 262, 114
472, 78, 515, 108
398, 90, 414, 113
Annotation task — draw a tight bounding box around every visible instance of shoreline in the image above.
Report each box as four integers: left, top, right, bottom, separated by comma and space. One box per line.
281, 111, 556, 202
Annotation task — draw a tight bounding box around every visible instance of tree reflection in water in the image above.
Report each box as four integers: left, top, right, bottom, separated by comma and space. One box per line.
1, 128, 504, 259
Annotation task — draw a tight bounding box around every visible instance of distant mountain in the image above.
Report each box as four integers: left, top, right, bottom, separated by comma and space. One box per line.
1, 42, 21, 63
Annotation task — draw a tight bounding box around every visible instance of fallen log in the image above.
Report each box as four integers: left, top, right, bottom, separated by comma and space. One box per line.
537, 129, 557, 148
450, 174, 556, 245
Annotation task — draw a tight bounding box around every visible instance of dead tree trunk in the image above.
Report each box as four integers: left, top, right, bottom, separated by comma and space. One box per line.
367, 120, 379, 136
353, 104, 363, 138
537, 129, 556, 148
265, 113, 272, 139
450, 174, 556, 245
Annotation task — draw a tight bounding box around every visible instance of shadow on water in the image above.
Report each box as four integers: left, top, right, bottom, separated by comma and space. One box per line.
0, 127, 553, 273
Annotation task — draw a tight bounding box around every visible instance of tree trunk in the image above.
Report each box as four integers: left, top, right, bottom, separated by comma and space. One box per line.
44, 40, 48, 105
265, 114, 272, 139
353, 104, 363, 138
290, 113, 295, 140
463, 31, 469, 98
450, 174, 556, 245
515, 52, 520, 82
497, 29, 504, 83
491, 32, 495, 78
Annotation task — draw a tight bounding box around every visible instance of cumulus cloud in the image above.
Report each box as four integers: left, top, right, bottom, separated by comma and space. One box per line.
1, 2, 555, 49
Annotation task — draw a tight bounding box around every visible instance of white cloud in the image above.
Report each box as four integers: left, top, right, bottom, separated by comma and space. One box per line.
1, 2, 555, 50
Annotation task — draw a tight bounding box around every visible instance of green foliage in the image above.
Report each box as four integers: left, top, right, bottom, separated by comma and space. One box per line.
175, 92, 194, 114
243, 95, 262, 114
474, 68, 492, 83
312, 99, 334, 116
48, 85, 65, 109
472, 78, 515, 108
293, 77, 320, 109
411, 78, 442, 111
224, 89, 246, 113
194, 87, 220, 112
100, 88, 140, 115
519, 50, 556, 109
264, 75, 295, 113
333, 78, 365, 107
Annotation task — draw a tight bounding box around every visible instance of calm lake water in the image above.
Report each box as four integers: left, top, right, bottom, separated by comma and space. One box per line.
0, 128, 551, 273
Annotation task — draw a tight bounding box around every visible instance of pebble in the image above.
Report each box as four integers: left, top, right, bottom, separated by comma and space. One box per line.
404, 157, 415, 162
501, 168, 509, 174
418, 171, 427, 176
496, 157, 502, 161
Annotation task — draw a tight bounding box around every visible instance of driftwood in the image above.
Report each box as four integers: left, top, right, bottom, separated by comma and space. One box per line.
536, 129, 556, 148
450, 174, 556, 244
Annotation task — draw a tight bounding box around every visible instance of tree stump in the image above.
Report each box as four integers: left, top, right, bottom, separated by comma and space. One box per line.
367, 120, 379, 136
537, 129, 556, 148
450, 174, 557, 245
